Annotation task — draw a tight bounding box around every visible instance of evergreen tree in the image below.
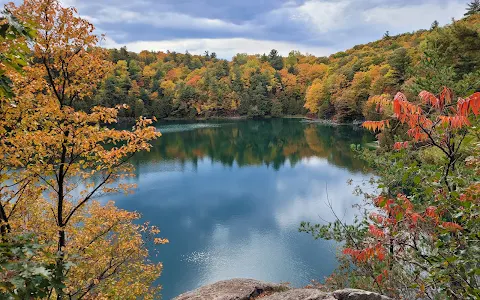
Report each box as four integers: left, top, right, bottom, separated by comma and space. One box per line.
271, 100, 283, 117
119, 46, 130, 62
388, 47, 411, 85
260, 53, 268, 63
210, 52, 217, 60
465, 0, 480, 16
184, 51, 193, 69
287, 65, 297, 74
268, 49, 284, 70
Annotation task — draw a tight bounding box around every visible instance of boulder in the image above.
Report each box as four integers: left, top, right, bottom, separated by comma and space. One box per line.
173, 279, 392, 300
173, 279, 287, 300
261, 288, 331, 300
332, 289, 391, 300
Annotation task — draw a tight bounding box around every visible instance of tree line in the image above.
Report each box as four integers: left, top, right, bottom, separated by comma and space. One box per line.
81, 15, 480, 122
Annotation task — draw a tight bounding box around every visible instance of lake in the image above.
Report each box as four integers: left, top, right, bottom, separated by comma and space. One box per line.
110, 118, 374, 299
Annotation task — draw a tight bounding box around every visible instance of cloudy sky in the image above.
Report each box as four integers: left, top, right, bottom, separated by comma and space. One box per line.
4, 0, 468, 58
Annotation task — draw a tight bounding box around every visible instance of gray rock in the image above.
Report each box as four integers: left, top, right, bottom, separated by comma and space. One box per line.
332, 289, 392, 300
261, 288, 391, 300
261, 288, 331, 300
173, 279, 392, 300
173, 278, 287, 300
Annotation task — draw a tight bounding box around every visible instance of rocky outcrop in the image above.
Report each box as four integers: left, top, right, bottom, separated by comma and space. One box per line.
173, 279, 287, 300
173, 279, 392, 300
261, 288, 329, 300
331, 289, 391, 300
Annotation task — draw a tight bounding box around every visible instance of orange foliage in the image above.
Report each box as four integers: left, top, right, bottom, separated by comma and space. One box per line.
393, 141, 409, 150
365, 88, 479, 145
438, 115, 471, 128
343, 190, 464, 291
186, 74, 202, 87
362, 120, 390, 132
165, 68, 182, 81
369, 224, 385, 238
343, 243, 386, 263
297, 63, 328, 85
278, 69, 298, 92
366, 94, 391, 113
392, 92, 432, 141
457, 92, 480, 116
441, 222, 463, 232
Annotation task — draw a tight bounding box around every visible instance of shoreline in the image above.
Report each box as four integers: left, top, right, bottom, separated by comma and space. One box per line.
301, 118, 364, 126
162, 114, 307, 121
117, 115, 364, 127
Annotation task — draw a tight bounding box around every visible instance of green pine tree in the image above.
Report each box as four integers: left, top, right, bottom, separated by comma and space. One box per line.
465, 0, 480, 16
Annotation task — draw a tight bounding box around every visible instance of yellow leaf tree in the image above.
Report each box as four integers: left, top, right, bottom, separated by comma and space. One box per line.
304, 79, 325, 114
3, 0, 167, 298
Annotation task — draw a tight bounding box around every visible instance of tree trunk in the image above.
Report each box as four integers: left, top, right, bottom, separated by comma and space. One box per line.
0, 204, 11, 239
55, 141, 68, 299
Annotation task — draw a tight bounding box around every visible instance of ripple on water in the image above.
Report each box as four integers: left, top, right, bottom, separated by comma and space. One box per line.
157, 123, 224, 134
181, 232, 315, 287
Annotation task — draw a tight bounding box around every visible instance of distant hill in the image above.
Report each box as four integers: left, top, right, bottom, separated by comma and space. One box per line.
87, 15, 480, 122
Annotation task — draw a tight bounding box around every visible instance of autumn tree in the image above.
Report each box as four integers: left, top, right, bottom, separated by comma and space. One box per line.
0, 9, 64, 299
361, 88, 479, 298
0, 15, 55, 297
4, 0, 167, 298
304, 79, 324, 114
0, 9, 34, 98
0, 8, 35, 237
303, 88, 480, 298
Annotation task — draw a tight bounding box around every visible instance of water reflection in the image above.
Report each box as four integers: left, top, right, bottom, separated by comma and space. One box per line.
111, 119, 374, 299
132, 119, 372, 172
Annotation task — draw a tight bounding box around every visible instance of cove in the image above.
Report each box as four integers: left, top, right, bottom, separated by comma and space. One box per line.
109, 119, 374, 299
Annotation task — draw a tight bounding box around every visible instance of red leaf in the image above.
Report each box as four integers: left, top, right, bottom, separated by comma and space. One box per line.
442, 222, 463, 232
425, 206, 438, 220
369, 224, 385, 238
439, 87, 453, 107
419, 90, 441, 109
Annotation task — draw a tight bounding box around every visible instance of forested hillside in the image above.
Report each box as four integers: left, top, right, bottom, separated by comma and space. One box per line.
85, 15, 480, 122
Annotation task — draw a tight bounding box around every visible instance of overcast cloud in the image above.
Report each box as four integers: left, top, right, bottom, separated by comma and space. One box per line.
2, 0, 467, 58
